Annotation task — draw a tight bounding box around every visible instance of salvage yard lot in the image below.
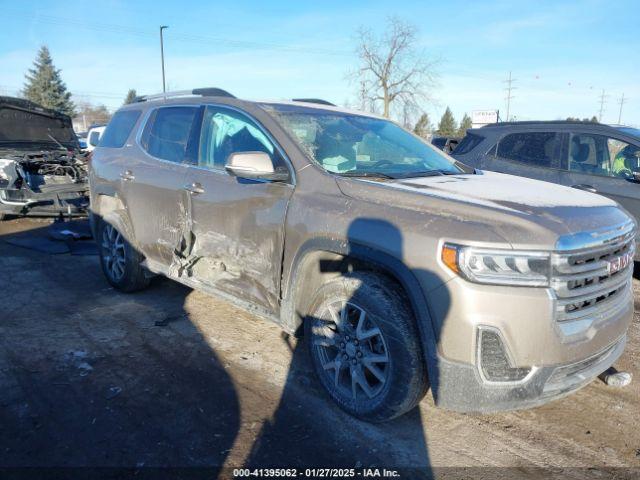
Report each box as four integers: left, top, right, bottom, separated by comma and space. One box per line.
1, 218, 639, 478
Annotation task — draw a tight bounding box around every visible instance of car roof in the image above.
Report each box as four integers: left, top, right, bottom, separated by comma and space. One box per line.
116, 88, 387, 120
466, 120, 639, 138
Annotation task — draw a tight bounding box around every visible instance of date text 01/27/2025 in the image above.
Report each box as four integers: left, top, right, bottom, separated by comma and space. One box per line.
232, 468, 401, 478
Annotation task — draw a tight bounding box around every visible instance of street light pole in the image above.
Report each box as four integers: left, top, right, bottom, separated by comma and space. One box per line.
160, 25, 168, 94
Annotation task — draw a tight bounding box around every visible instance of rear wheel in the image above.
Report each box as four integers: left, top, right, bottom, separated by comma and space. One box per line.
305, 272, 428, 422
97, 219, 150, 292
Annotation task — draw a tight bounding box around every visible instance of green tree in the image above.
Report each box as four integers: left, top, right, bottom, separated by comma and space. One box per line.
23, 46, 75, 116
413, 113, 432, 139
437, 107, 457, 136
124, 89, 138, 105
590, 115, 599, 123
457, 113, 472, 136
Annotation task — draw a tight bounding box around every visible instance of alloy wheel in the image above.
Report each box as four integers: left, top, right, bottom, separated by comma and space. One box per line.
101, 224, 126, 282
311, 300, 390, 401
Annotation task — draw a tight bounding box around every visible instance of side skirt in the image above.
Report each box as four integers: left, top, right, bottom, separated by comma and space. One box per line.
142, 258, 288, 332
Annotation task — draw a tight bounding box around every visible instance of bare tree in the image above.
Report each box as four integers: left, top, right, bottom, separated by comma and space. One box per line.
353, 17, 438, 119
73, 101, 111, 130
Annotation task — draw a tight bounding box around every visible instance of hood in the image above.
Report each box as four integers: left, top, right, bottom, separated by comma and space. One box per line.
0, 97, 78, 149
390, 170, 617, 212
335, 170, 632, 249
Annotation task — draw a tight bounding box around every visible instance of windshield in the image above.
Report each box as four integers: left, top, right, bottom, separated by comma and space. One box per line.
431, 137, 447, 148
262, 104, 462, 178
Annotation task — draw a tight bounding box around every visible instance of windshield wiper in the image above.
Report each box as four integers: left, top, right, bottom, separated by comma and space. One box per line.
391, 170, 449, 179
336, 171, 396, 179
47, 129, 69, 151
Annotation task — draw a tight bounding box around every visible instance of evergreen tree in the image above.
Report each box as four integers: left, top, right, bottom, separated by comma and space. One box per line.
457, 113, 472, 136
124, 89, 138, 105
413, 113, 432, 139
23, 46, 75, 116
590, 115, 599, 123
437, 107, 457, 136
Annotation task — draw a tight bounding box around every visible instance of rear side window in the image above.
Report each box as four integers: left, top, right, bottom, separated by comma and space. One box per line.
100, 110, 141, 148
496, 132, 559, 168
454, 132, 484, 155
141, 106, 198, 163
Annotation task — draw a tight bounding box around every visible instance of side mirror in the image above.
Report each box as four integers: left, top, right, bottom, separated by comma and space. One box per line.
224, 152, 289, 182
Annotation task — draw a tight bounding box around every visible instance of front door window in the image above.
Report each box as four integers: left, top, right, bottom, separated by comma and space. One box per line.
198, 107, 275, 170
568, 133, 640, 180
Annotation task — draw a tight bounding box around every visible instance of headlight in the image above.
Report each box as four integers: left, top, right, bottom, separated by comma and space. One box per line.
0, 160, 10, 188
442, 243, 550, 286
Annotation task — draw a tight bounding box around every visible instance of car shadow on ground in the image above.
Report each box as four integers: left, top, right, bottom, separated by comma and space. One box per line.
0, 221, 240, 478
245, 219, 450, 479
0, 217, 450, 478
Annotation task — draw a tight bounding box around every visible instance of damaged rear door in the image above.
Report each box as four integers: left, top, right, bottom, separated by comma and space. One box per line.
125, 105, 200, 266
180, 105, 294, 313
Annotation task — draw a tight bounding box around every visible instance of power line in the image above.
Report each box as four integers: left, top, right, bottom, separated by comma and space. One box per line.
0, 85, 124, 100
503, 71, 516, 121
8, 10, 351, 57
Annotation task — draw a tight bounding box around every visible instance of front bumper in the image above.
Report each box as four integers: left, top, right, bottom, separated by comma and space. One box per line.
0, 188, 89, 217
425, 244, 634, 412
433, 334, 626, 413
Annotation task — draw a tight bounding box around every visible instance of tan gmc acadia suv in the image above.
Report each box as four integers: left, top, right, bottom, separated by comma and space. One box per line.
89, 88, 635, 422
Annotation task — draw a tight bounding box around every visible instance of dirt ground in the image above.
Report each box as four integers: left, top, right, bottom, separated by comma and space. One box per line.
0, 217, 639, 479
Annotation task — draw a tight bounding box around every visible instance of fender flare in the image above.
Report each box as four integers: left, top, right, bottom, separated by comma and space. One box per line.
282, 237, 441, 375
92, 207, 140, 252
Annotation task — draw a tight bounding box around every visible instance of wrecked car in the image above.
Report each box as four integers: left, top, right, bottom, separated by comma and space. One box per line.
89, 88, 635, 422
0, 96, 89, 220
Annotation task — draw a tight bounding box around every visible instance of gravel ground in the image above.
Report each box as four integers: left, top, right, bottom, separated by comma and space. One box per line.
0, 218, 638, 479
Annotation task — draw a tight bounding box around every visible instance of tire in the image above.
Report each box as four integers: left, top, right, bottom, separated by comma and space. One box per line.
97, 217, 150, 293
304, 272, 429, 422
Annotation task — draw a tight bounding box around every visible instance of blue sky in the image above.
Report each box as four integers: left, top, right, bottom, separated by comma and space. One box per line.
0, 0, 638, 126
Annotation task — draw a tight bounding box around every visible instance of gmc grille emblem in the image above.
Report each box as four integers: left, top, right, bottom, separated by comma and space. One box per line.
606, 251, 633, 275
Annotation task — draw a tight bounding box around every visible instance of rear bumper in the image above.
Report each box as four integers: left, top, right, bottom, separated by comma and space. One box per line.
433, 334, 626, 413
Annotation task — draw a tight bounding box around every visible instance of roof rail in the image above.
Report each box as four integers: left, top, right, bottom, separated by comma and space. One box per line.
292, 98, 336, 106
192, 88, 236, 98
135, 87, 236, 103
482, 120, 603, 127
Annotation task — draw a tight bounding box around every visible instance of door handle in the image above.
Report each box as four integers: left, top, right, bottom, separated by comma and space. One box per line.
571, 184, 597, 193
119, 170, 135, 182
184, 182, 205, 195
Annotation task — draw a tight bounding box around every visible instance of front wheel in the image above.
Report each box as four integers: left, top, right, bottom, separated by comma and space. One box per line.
305, 272, 429, 422
97, 219, 150, 292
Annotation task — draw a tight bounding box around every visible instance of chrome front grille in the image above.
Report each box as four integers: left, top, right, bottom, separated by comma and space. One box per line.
551, 227, 635, 329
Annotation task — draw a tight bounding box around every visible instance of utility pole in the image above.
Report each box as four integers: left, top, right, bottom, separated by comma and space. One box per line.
503, 71, 516, 122
598, 89, 608, 122
160, 25, 169, 94
617, 93, 627, 124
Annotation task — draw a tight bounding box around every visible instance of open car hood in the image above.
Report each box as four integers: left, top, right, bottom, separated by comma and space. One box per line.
0, 96, 78, 149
